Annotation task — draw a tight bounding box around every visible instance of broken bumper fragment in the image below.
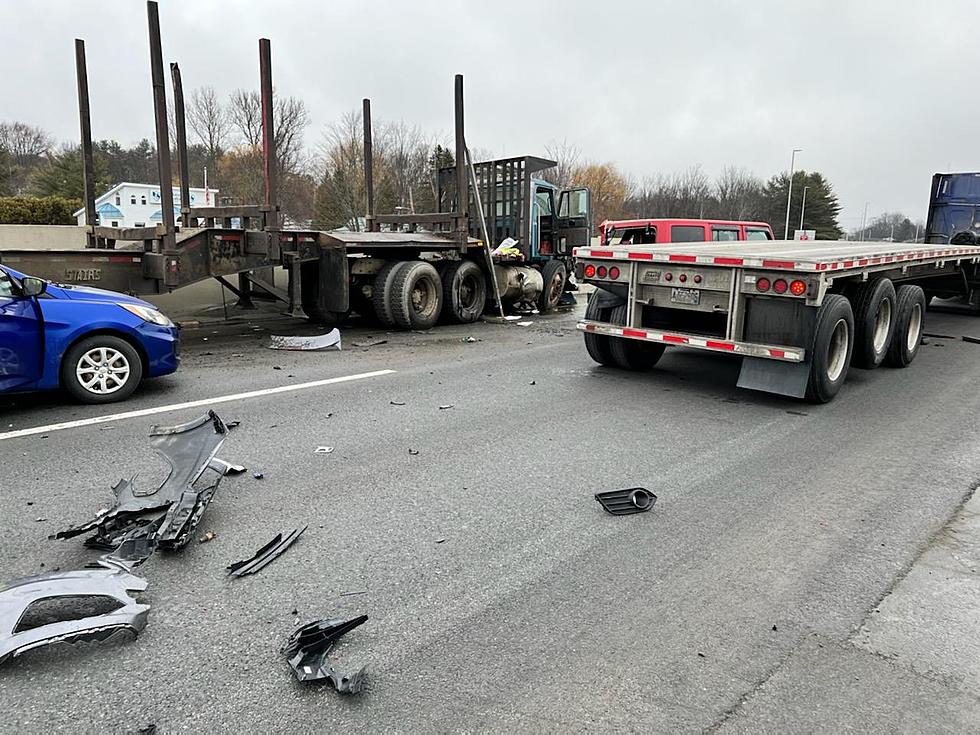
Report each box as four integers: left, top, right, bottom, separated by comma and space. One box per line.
227, 526, 307, 577
282, 615, 368, 693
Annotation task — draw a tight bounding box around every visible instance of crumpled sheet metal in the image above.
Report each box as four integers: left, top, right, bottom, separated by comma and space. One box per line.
52, 411, 228, 565
0, 568, 149, 665
283, 615, 368, 693
227, 526, 307, 578
269, 329, 341, 351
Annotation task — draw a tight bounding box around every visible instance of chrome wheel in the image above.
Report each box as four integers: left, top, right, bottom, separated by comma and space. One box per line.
827, 318, 850, 382
872, 297, 892, 354
75, 347, 131, 395
906, 303, 922, 352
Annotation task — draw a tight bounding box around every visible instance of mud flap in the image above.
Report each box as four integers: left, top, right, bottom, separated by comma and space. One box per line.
317, 245, 349, 313
737, 357, 810, 399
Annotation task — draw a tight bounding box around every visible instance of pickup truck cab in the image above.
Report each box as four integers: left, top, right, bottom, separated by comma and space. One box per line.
600, 218, 774, 246
0, 265, 180, 404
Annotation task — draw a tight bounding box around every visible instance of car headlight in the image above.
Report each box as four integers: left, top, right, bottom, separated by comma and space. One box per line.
120, 303, 174, 327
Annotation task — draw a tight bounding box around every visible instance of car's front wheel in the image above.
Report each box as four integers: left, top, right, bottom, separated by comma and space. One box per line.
62, 335, 143, 404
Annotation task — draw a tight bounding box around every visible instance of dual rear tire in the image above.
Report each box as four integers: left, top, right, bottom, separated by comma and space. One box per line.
373, 259, 485, 329
583, 295, 665, 371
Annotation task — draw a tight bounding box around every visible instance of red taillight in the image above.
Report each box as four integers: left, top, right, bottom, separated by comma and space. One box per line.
773, 279, 788, 294
679, 273, 687, 283
693, 274, 702, 284
664, 272, 674, 282
756, 277, 771, 292
597, 265, 608, 278
584, 264, 596, 278
609, 266, 620, 279
790, 279, 806, 296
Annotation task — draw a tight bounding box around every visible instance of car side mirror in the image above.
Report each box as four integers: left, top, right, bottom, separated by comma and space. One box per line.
21, 276, 47, 298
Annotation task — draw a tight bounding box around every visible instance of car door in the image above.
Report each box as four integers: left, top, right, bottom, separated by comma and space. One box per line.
0, 267, 44, 391
556, 188, 592, 255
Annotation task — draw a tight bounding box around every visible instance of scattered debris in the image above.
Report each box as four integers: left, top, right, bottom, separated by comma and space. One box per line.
339, 590, 368, 597
594, 487, 657, 516
282, 615, 368, 693
923, 332, 956, 339
52, 412, 230, 568
785, 410, 809, 417
408, 449, 419, 456
504, 315, 522, 321
34, 517, 47, 523
516, 321, 534, 327
438, 404, 454, 410
210, 458, 247, 476
199, 531, 217, 544
962, 335, 980, 345
227, 526, 307, 578
273, 366, 282, 370
269, 329, 341, 351
314, 446, 334, 454
529, 380, 536, 386
771, 624, 778, 631
226, 421, 241, 430
252, 471, 265, 480
390, 400, 406, 406
351, 338, 387, 348
435, 538, 446, 544
462, 336, 478, 343
0, 567, 149, 666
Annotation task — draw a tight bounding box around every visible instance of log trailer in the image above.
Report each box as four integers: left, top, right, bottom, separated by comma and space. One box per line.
574, 240, 980, 402
0, 2, 592, 329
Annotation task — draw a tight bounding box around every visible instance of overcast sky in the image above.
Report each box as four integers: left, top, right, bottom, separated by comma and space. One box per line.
2, 0, 979, 230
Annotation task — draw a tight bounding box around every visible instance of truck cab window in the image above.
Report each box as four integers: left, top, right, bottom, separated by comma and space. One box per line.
535, 189, 554, 217
670, 225, 707, 242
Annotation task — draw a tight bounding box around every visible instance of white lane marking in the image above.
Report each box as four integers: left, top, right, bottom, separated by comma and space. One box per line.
0, 369, 396, 441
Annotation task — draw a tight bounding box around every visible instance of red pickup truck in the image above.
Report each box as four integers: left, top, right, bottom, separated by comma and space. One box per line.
599, 218, 774, 246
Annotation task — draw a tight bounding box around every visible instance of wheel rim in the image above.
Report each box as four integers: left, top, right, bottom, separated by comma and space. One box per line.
827, 318, 849, 382
412, 276, 439, 319
75, 347, 131, 395
548, 269, 563, 304
906, 303, 922, 352
458, 273, 480, 309
872, 297, 892, 353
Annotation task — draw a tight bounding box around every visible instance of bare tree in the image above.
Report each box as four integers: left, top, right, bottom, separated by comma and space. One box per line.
715, 166, 764, 221
314, 110, 364, 230
0, 121, 55, 194
543, 139, 581, 189
187, 87, 228, 161
228, 89, 262, 147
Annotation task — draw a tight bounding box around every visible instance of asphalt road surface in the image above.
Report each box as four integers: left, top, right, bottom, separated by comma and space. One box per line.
2, 300, 979, 732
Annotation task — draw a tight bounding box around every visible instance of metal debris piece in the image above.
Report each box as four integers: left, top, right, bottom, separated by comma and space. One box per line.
962, 335, 980, 345
282, 615, 368, 692
352, 338, 387, 348
438, 404, 454, 410
269, 329, 341, 351
314, 446, 334, 454
594, 487, 657, 516
517, 321, 534, 326
462, 336, 478, 343
210, 458, 247, 476
0, 568, 149, 666
199, 531, 217, 544
390, 400, 406, 406
226, 421, 241, 430
227, 526, 307, 577
408, 449, 419, 456
252, 471, 264, 479
52, 412, 229, 567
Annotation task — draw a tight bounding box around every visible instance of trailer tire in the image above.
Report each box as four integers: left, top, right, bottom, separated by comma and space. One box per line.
538, 260, 566, 313
440, 260, 486, 324
61, 334, 144, 404
608, 304, 666, 370
372, 260, 408, 328
583, 289, 615, 366
884, 285, 925, 368
391, 261, 443, 330
849, 277, 896, 369
804, 294, 854, 403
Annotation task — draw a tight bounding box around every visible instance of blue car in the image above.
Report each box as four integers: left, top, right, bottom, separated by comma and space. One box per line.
0, 265, 180, 404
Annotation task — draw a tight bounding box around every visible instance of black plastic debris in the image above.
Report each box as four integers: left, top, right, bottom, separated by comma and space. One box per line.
52, 411, 229, 567
0, 567, 149, 666
282, 615, 368, 692
594, 487, 657, 516
227, 526, 307, 577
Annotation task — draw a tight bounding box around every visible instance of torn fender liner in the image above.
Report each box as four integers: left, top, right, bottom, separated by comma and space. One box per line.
595, 487, 657, 515
227, 526, 308, 577
0, 568, 148, 665
283, 615, 368, 693
52, 411, 228, 564
269, 329, 341, 351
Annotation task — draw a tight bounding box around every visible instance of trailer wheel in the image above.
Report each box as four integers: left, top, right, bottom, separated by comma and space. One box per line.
849, 277, 896, 369
391, 261, 443, 330
440, 260, 486, 324
884, 285, 925, 368
804, 294, 854, 403
583, 289, 615, 366
300, 261, 347, 325
61, 335, 144, 404
608, 304, 665, 370
372, 260, 408, 328
538, 260, 567, 313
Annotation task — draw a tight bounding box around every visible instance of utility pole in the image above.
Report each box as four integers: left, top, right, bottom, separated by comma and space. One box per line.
783, 148, 802, 239
798, 185, 809, 231
860, 202, 869, 242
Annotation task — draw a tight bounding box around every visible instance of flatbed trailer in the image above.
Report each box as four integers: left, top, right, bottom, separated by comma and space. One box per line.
574, 239, 980, 402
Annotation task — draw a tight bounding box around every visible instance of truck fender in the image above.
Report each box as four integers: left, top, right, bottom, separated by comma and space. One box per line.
590, 287, 626, 310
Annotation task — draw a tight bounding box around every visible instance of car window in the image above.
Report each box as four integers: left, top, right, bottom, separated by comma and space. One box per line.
745, 228, 772, 241
670, 225, 707, 242
0, 269, 15, 298
712, 227, 739, 241
607, 227, 655, 245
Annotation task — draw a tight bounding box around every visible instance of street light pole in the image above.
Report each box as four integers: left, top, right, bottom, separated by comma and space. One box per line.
860, 201, 869, 242
799, 185, 809, 231
783, 148, 802, 239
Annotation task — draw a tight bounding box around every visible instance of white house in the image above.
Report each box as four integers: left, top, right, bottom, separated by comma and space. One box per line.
74, 182, 219, 228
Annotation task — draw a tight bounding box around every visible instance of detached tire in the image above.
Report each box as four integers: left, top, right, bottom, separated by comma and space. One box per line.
538, 260, 567, 313
440, 260, 486, 324
804, 294, 854, 403
391, 261, 443, 330
62, 335, 144, 404
372, 260, 409, 328
885, 285, 926, 367
607, 304, 666, 371
583, 289, 615, 366
849, 277, 896, 369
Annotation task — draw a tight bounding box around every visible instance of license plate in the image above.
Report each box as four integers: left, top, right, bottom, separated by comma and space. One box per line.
671, 287, 700, 305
